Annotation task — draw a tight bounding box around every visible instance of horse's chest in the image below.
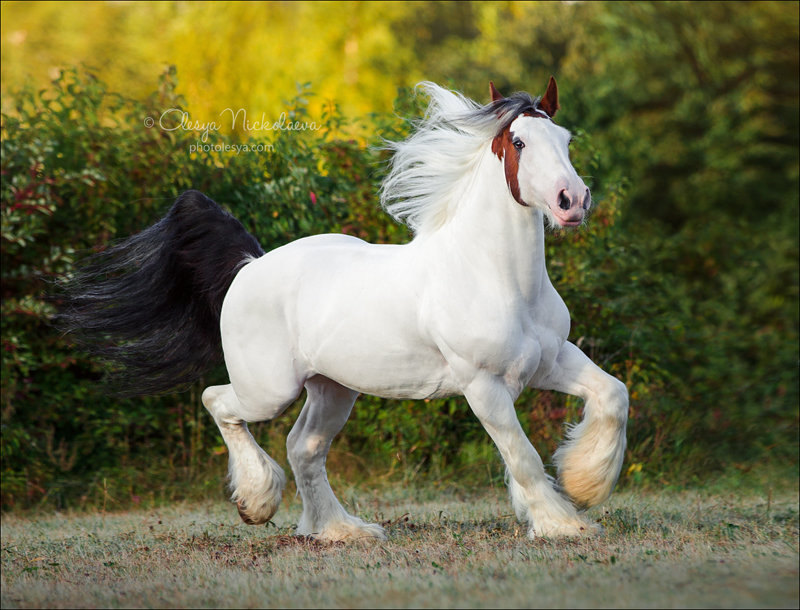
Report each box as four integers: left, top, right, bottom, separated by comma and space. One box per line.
436, 308, 558, 391
499, 316, 565, 390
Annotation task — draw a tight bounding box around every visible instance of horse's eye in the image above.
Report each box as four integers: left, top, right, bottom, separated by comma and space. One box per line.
513, 139, 525, 150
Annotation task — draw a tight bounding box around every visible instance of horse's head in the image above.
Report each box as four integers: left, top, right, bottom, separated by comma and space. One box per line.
490, 77, 590, 227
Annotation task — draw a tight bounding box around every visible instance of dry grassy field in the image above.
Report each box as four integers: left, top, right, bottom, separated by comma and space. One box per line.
2, 485, 798, 608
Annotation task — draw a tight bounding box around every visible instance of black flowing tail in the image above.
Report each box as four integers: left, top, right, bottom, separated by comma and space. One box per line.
57, 190, 264, 396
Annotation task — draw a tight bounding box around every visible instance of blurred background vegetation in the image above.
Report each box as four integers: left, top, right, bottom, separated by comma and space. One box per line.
1, 1, 798, 511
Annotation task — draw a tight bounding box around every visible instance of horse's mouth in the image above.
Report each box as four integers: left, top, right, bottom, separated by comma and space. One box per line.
552, 210, 584, 227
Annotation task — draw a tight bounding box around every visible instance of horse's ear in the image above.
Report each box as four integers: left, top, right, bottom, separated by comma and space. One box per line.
489, 81, 504, 102
540, 76, 560, 118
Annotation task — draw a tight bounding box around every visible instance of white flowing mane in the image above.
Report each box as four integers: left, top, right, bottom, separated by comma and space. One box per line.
380, 82, 539, 235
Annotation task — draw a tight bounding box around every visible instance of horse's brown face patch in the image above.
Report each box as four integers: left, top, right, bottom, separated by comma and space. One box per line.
492, 125, 525, 207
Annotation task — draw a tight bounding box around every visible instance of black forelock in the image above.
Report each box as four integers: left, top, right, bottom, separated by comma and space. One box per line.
478, 91, 545, 134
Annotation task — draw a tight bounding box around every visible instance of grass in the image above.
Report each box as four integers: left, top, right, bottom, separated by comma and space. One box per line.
1, 483, 798, 609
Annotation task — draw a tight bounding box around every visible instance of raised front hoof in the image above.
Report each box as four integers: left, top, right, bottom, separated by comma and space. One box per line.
236, 499, 278, 526
299, 520, 387, 543
529, 517, 602, 539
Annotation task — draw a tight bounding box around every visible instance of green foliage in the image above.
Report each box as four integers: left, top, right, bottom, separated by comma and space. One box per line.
2, 0, 798, 512
0, 67, 419, 510
0, 66, 278, 509
558, 1, 800, 479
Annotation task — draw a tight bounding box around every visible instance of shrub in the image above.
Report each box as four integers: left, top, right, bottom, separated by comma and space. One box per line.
2, 66, 796, 512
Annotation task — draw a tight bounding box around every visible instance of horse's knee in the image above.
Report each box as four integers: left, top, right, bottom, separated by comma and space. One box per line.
595, 376, 628, 422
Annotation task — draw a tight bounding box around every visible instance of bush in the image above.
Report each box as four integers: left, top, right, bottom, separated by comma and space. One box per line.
1, 66, 796, 512
0, 67, 419, 510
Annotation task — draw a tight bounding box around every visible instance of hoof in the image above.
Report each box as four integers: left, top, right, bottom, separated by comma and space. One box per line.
530, 517, 601, 539
236, 500, 271, 525
299, 519, 387, 543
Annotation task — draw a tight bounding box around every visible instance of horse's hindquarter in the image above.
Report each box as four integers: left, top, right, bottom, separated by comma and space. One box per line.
221, 234, 457, 400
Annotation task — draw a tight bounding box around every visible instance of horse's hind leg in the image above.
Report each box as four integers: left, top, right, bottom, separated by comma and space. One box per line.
286, 376, 386, 542
202, 384, 289, 525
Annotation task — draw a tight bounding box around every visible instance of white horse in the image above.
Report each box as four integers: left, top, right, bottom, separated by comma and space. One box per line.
61, 78, 628, 541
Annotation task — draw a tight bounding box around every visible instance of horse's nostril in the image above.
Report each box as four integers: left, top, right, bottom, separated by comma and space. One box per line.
558, 190, 571, 210
583, 189, 591, 210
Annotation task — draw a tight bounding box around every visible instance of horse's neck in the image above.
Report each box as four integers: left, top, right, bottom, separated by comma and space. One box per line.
422, 146, 549, 301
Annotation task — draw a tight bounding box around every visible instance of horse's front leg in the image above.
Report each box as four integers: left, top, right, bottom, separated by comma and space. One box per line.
538, 341, 629, 508
464, 373, 598, 538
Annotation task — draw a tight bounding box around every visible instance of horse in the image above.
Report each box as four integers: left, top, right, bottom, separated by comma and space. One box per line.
59, 77, 628, 541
